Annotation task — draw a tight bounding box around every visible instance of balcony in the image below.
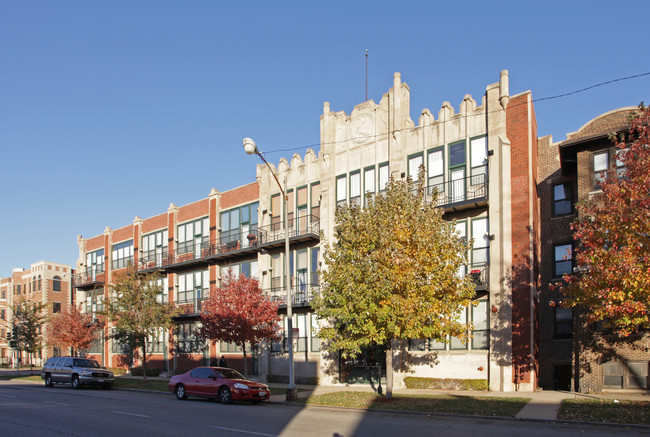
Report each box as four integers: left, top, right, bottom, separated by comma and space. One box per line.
468, 264, 489, 293
137, 246, 211, 273
256, 215, 320, 252
264, 282, 320, 308
204, 228, 264, 261
424, 174, 488, 213
175, 298, 205, 318
74, 268, 105, 289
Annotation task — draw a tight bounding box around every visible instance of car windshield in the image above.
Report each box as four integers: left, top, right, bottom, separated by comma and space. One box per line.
73, 359, 101, 368
218, 368, 245, 380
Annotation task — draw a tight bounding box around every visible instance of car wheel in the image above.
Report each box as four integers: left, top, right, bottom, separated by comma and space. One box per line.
219, 386, 232, 404
72, 375, 81, 390
175, 384, 187, 400
44, 374, 54, 388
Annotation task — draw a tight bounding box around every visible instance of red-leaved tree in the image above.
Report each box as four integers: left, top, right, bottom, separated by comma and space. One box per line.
48, 305, 100, 356
562, 104, 650, 334
196, 271, 281, 377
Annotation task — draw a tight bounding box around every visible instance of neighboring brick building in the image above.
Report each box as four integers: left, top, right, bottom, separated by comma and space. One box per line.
0, 261, 74, 366
538, 106, 650, 392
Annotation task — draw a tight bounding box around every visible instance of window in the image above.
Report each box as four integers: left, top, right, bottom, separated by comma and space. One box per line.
455, 221, 467, 277
52, 302, 61, 314
178, 217, 209, 255
177, 270, 209, 305
472, 300, 489, 350
153, 276, 169, 304
53, 276, 62, 292
86, 249, 105, 276
470, 136, 487, 183
296, 313, 308, 352
553, 183, 572, 216
449, 141, 466, 202
111, 240, 134, 270
349, 172, 361, 206
616, 148, 627, 178
471, 218, 489, 266
593, 151, 609, 188
310, 183, 321, 219
84, 289, 104, 317
311, 313, 321, 352
38, 275, 41, 291
221, 260, 258, 280
554, 307, 573, 339
1, 309, 5, 320
408, 153, 423, 183
427, 148, 444, 194
554, 244, 573, 277
1, 289, 5, 299
311, 247, 320, 285
364, 167, 375, 205
379, 162, 389, 193
141, 229, 168, 267
450, 308, 468, 350
336, 175, 347, 207
221, 203, 259, 248
449, 141, 466, 168
176, 322, 203, 353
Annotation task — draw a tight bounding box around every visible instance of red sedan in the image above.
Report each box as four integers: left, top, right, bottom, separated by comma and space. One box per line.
169, 367, 270, 404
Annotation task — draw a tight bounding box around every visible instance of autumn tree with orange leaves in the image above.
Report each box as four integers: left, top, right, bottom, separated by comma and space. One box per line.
562, 104, 650, 335
196, 271, 281, 377
48, 305, 99, 355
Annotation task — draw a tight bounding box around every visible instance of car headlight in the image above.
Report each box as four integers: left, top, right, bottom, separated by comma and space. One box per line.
234, 383, 249, 389
80, 370, 92, 376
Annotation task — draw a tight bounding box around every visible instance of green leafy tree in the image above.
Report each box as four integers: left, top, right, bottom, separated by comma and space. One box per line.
8, 299, 47, 372
103, 266, 179, 381
314, 171, 476, 397
562, 104, 650, 335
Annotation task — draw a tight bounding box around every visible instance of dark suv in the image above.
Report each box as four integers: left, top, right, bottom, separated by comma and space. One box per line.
41, 357, 114, 389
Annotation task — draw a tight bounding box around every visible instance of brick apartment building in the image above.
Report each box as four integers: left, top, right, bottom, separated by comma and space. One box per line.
537, 106, 649, 392
0, 261, 74, 366
76, 70, 543, 391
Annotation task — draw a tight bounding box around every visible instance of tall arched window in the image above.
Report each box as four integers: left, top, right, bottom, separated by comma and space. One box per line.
53, 276, 62, 292
38, 275, 42, 291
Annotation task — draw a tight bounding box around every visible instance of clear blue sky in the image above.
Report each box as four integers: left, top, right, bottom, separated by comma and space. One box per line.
1, 1, 649, 275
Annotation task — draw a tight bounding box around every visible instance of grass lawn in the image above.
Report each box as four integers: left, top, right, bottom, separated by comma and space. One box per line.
298, 391, 530, 417
114, 378, 171, 392
559, 398, 650, 425
0, 375, 42, 382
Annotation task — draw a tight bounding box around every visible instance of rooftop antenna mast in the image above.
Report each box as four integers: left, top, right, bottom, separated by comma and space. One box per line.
365, 49, 368, 101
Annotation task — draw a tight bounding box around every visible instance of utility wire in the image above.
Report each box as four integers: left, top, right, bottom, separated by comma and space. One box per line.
260, 71, 650, 156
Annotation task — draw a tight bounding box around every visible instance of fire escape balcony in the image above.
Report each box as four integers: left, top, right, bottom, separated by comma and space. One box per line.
74, 268, 105, 289
264, 282, 320, 308
468, 263, 489, 294
424, 173, 488, 213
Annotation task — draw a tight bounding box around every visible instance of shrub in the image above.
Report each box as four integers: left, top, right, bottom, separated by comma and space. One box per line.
403, 376, 488, 391
130, 366, 162, 377
109, 367, 127, 376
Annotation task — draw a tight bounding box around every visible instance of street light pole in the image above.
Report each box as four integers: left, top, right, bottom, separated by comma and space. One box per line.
243, 138, 298, 401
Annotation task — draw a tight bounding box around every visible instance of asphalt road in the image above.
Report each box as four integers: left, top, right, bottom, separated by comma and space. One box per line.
1, 380, 648, 437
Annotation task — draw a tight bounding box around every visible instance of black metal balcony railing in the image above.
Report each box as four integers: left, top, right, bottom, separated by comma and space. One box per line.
423, 173, 487, 208
467, 264, 489, 291
264, 283, 320, 306
74, 267, 106, 288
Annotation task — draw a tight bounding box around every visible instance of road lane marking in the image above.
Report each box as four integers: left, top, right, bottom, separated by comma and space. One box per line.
209, 426, 276, 436
111, 410, 150, 418
44, 401, 69, 406
0, 394, 17, 398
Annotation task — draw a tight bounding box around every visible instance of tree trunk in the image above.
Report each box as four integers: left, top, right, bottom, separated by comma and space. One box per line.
242, 343, 247, 378
385, 341, 393, 398
142, 336, 148, 383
